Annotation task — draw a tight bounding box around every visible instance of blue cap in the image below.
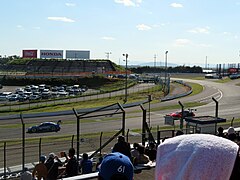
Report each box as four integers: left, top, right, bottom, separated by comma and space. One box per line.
99, 152, 134, 180
39, 155, 46, 163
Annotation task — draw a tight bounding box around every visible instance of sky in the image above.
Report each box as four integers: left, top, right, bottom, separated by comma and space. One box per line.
1, 0, 240, 67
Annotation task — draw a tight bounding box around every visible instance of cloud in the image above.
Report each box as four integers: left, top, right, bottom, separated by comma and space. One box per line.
170, 3, 183, 8
223, 31, 231, 35
65, 3, 76, 7
47, 17, 75, 23
198, 43, 212, 47
136, 24, 152, 31
188, 27, 210, 34
101, 36, 116, 40
16, 25, 24, 30
174, 39, 191, 46
115, 0, 142, 7
222, 32, 238, 39
32, 27, 40, 30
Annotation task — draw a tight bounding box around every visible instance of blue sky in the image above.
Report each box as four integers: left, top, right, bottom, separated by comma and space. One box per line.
1, 0, 240, 66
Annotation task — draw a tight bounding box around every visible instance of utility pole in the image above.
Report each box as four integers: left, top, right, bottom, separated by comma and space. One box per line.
123, 53, 128, 103
154, 54, 157, 69
105, 52, 112, 60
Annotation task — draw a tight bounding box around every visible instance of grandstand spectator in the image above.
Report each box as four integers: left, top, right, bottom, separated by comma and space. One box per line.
98, 152, 134, 180
145, 142, 157, 161
155, 134, 240, 180
32, 155, 48, 180
20, 167, 32, 180
135, 145, 150, 164
217, 126, 225, 138
45, 152, 63, 180
96, 156, 103, 172
112, 135, 131, 159
59, 148, 79, 178
131, 142, 140, 165
79, 153, 93, 174
175, 130, 184, 136
226, 127, 237, 141
131, 143, 140, 158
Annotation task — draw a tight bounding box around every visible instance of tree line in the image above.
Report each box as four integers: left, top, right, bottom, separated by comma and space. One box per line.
129, 65, 203, 74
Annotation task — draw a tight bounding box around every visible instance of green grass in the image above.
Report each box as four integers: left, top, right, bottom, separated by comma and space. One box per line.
214, 77, 231, 83
188, 82, 203, 96
151, 102, 206, 112
170, 74, 205, 80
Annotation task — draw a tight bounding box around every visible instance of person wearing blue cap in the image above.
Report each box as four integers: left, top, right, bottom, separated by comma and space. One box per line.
32, 155, 48, 180
98, 152, 134, 180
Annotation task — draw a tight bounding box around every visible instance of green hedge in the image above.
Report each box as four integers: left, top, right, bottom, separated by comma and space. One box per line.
1, 75, 119, 88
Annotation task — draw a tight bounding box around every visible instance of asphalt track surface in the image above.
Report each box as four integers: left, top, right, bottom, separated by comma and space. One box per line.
1, 78, 240, 141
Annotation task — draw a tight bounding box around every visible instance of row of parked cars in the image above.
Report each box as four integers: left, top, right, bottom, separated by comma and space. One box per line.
0, 84, 88, 102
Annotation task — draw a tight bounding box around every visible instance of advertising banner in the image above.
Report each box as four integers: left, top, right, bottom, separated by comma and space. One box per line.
22, 50, 37, 58
66, 50, 90, 59
228, 68, 238, 74
40, 50, 63, 59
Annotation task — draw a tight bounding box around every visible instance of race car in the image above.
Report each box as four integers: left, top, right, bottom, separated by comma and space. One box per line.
27, 121, 61, 133
166, 110, 195, 119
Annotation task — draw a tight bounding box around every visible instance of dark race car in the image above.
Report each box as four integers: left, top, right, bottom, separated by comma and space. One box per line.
27, 121, 61, 133
166, 110, 195, 120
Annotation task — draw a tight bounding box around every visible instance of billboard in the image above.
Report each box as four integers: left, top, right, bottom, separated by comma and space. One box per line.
228, 68, 238, 74
40, 50, 63, 59
22, 50, 37, 58
66, 50, 90, 59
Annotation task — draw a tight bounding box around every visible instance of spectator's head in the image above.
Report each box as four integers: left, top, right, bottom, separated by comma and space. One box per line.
149, 142, 155, 149
133, 143, 139, 149
39, 155, 46, 163
117, 135, 125, 142
24, 167, 29, 172
82, 153, 88, 160
68, 147, 75, 157
218, 126, 224, 133
227, 127, 235, 135
98, 152, 134, 180
175, 130, 184, 136
48, 152, 55, 159
137, 145, 145, 154
155, 134, 239, 180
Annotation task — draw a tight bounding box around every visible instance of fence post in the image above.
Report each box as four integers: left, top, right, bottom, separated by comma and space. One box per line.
71, 135, 75, 148
73, 108, 80, 163
141, 105, 147, 147
100, 132, 103, 156
157, 131, 160, 145
20, 113, 25, 172
122, 111, 125, 136
39, 138, 42, 160
126, 129, 129, 143
4, 142, 6, 179
178, 101, 184, 130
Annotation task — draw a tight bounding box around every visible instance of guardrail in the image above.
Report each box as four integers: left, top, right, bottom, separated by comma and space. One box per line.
161, 80, 192, 102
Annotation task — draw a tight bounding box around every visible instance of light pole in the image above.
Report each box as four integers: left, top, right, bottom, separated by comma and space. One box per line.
123, 53, 128, 103
105, 52, 112, 60
164, 51, 168, 94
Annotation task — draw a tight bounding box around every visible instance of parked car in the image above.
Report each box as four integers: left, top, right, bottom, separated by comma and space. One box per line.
7, 94, 19, 101
27, 121, 61, 133
41, 89, 51, 99
0, 92, 12, 101
58, 89, 68, 96
29, 94, 41, 101
18, 95, 29, 102
166, 110, 195, 119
